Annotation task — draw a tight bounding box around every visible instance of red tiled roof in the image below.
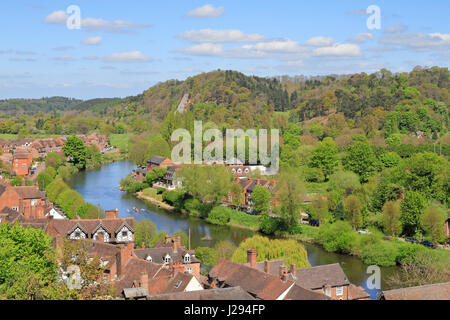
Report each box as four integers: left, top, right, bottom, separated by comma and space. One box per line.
209, 259, 294, 300
380, 282, 450, 300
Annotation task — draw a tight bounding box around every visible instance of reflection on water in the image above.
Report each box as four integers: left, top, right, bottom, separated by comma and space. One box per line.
69, 161, 401, 300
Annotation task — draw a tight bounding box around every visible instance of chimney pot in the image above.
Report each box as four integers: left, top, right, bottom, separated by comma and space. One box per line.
247, 248, 257, 268
290, 264, 296, 278
264, 261, 270, 274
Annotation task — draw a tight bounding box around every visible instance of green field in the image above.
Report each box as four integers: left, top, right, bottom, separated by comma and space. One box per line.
108, 134, 132, 151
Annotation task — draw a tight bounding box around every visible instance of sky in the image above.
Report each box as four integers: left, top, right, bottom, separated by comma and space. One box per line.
0, 0, 449, 99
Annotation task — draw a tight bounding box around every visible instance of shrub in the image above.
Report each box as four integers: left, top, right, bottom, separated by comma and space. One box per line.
260, 215, 283, 235
361, 242, 399, 267
156, 188, 165, 195
206, 206, 232, 226
318, 221, 356, 254
162, 190, 186, 210
37, 172, 53, 191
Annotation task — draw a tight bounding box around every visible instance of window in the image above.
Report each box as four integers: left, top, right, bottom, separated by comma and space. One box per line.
146, 256, 152, 262
122, 231, 128, 237
244, 168, 249, 173
74, 232, 81, 238
336, 286, 344, 296
175, 280, 182, 289
231, 169, 236, 173
187, 267, 192, 274
31, 200, 37, 206
184, 254, 191, 264
164, 255, 171, 264
237, 168, 242, 174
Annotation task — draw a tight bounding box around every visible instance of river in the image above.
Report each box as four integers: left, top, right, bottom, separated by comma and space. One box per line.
68, 161, 401, 299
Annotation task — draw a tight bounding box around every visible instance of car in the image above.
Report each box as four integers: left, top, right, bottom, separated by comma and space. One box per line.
405, 237, 419, 244
309, 219, 320, 227
420, 240, 437, 249
357, 229, 372, 235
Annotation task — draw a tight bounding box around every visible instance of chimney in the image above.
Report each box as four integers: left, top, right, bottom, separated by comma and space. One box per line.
105, 209, 119, 219
279, 265, 287, 282
165, 234, 171, 244
120, 242, 135, 269
140, 272, 148, 289
173, 237, 179, 253
256, 179, 261, 185
142, 242, 146, 249
247, 248, 257, 268
172, 262, 184, 276
290, 264, 296, 279
264, 261, 270, 274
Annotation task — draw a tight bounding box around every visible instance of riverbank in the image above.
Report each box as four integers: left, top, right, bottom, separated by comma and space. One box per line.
136, 191, 177, 212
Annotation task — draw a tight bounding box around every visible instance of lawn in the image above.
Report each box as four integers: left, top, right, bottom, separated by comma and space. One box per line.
108, 134, 132, 151
229, 210, 261, 230
142, 187, 163, 201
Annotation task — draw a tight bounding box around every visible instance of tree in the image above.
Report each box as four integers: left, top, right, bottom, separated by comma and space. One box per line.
401, 191, 427, 236
328, 171, 361, 196
230, 182, 244, 206
63, 136, 88, 170
206, 206, 232, 226
179, 165, 233, 203
60, 240, 117, 300
276, 168, 304, 229
421, 206, 447, 243
0, 223, 74, 300
37, 172, 53, 191
251, 186, 271, 214
344, 195, 362, 231
309, 137, 339, 179
45, 152, 63, 169
382, 201, 402, 237
312, 197, 329, 223
145, 136, 171, 160
214, 241, 237, 261
195, 247, 218, 269
231, 236, 310, 268
343, 142, 380, 182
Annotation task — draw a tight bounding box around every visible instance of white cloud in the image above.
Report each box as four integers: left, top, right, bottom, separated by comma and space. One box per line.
384, 24, 408, 34
347, 33, 374, 43
83, 56, 99, 61
81, 36, 103, 46
54, 56, 76, 62
44, 10, 67, 24
176, 29, 265, 43
178, 43, 223, 56
53, 46, 75, 51
313, 44, 362, 57
380, 32, 450, 50
44, 11, 151, 33
242, 40, 304, 53
186, 4, 225, 18
305, 36, 334, 47
103, 51, 151, 63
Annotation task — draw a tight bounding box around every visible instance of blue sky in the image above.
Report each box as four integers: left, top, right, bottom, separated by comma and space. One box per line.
0, 1, 449, 99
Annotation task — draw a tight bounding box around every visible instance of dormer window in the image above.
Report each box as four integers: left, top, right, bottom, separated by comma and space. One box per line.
164, 254, 171, 264
184, 253, 191, 264
237, 168, 242, 174
231, 169, 236, 173
146, 256, 152, 262
244, 168, 249, 173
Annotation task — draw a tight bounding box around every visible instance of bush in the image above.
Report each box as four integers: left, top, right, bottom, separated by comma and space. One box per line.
44, 166, 57, 179
361, 242, 399, 266
120, 175, 147, 193
229, 210, 261, 230
75, 203, 103, 219
46, 179, 70, 203
156, 188, 165, 195
318, 221, 356, 254
260, 215, 283, 235
162, 190, 186, 210
206, 206, 232, 226
302, 167, 325, 183
37, 172, 53, 191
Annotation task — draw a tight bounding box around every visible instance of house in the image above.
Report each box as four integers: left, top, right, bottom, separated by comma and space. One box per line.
132, 167, 148, 182
115, 254, 203, 300
31, 138, 65, 157
155, 166, 182, 190
0, 153, 13, 168
147, 286, 256, 300
205, 248, 331, 300
134, 235, 201, 280
228, 177, 274, 207
146, 156, 174, 171
13, 148, 33, 176
247, 252, 361, 300
0, 182, 50, 219
205, 257, 295, 300
379, 282, 450, 300
46, 209, 135, 245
